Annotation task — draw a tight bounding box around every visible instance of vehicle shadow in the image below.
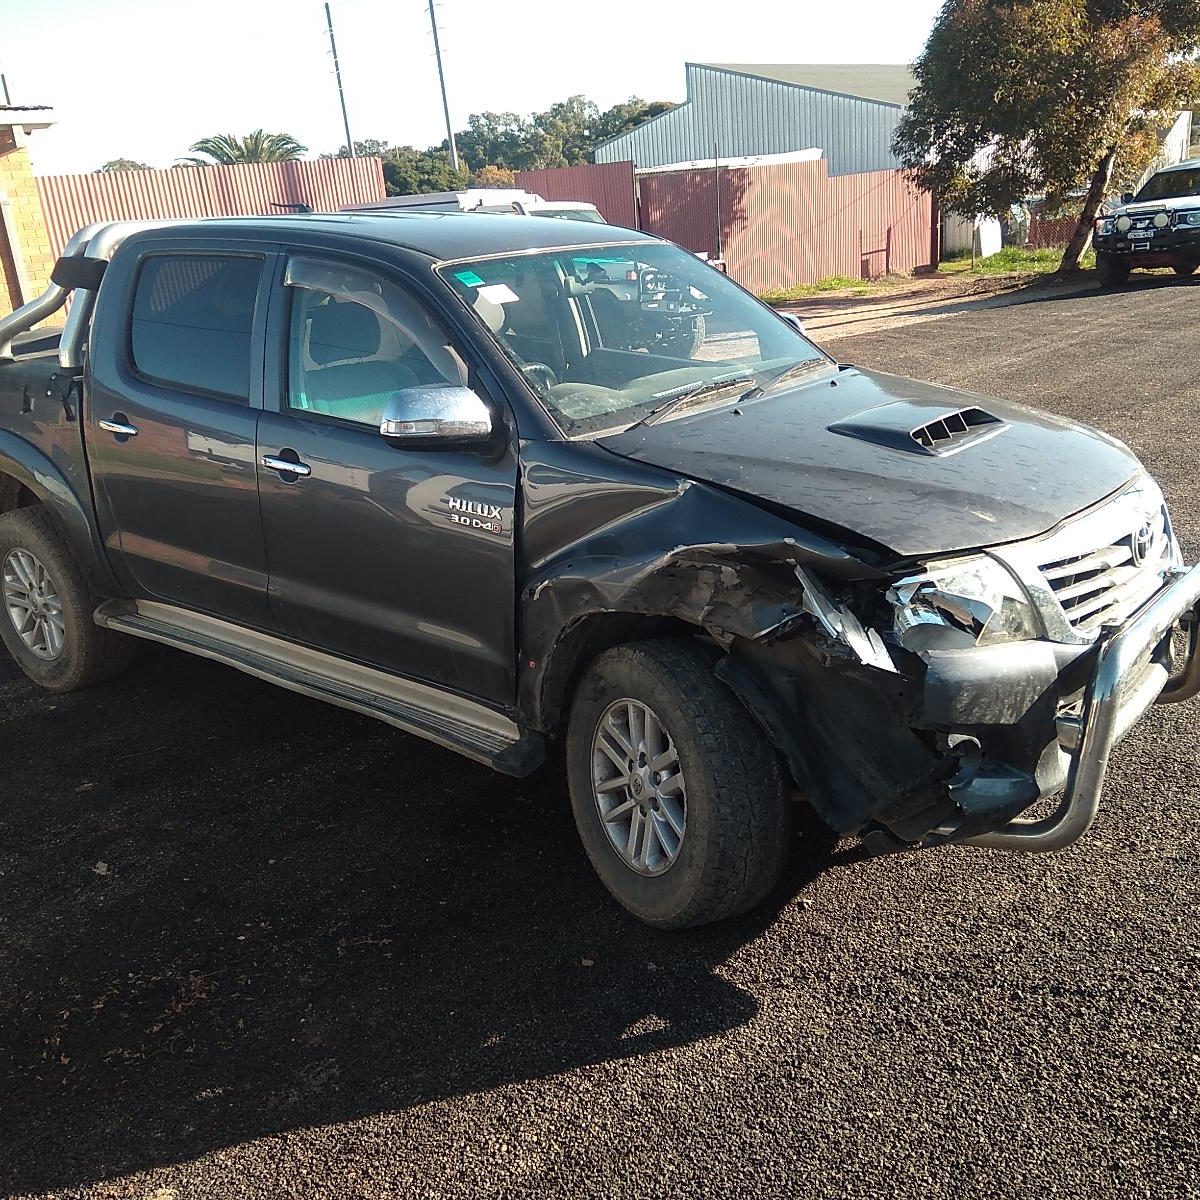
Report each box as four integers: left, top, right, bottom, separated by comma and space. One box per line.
0, 648, 839, 1196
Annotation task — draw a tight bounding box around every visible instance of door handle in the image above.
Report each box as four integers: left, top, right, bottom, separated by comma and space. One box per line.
261, 453, 312, 479
99, 418, 139, 437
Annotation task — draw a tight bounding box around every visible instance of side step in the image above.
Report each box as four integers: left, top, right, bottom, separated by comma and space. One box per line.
97, 602, 545, 777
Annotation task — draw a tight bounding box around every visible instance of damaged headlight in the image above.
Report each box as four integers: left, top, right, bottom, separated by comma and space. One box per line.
888, 557, 1042, 652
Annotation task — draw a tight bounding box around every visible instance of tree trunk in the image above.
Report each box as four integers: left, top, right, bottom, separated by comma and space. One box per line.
1059, 147, 1117, 272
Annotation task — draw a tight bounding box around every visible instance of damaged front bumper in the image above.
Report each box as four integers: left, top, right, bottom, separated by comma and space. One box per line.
954, 563, 1200, 852
720, 562, 1200, 857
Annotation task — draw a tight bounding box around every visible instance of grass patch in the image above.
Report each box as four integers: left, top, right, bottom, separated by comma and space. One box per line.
759, 275, 883, 303
939, 246, 1095, 276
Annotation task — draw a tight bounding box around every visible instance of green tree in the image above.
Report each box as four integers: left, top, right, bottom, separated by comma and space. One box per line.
382, 147, 469, 196
895, 0, 1200, 270
182, 130, 307, 166
96, 158, 150, 172
453, 112, 538, 172
321, 139, 394, 160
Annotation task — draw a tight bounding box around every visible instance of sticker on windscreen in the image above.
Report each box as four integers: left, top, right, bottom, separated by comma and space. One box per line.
454, 269, 486, 287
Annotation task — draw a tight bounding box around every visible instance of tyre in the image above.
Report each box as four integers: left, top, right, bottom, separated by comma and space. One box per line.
0, 507, 135, 692
1096, 254, 1130, 288
1172, 262, 1198, 277
566, 638, 792, 929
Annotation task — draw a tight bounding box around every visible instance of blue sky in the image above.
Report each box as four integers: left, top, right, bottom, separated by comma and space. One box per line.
1, 0, 943, 174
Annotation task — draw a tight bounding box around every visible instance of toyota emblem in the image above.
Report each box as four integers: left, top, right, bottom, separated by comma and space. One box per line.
1131, 521, 1155, 566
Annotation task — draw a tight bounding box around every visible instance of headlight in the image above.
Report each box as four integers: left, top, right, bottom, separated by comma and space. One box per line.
888, 556, 1042, 652
1176, 210, 1200, 228
1116, 215, 1133, 233
1153, 212, 1170, 229
1096, 218, 1116, 237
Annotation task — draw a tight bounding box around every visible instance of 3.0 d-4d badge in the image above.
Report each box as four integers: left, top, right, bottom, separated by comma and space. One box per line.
447, 496, 504, 533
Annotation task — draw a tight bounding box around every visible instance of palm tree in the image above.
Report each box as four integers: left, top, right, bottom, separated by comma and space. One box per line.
181, 130, 308, 166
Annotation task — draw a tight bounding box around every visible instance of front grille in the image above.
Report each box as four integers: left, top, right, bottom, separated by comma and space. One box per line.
1039, 507, 1170, 633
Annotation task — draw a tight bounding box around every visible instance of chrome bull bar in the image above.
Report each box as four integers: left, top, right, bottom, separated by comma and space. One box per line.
964, 563, 1200, 853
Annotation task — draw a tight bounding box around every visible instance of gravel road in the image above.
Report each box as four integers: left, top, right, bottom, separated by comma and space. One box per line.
2, 273, 1198, 1200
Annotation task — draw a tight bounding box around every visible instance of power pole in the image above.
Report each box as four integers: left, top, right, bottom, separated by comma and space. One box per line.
427, 0, 459, 172
324, 2, 354, 157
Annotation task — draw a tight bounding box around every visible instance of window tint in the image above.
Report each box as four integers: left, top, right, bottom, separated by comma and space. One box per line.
286, 262, 463, 429
130, 255, 261, 400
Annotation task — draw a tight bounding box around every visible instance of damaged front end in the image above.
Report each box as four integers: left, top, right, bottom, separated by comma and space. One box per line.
520, 447, 1200, 855
718, 483, 1200, 855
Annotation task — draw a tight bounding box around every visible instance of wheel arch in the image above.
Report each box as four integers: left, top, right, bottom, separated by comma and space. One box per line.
528, 611, 702, 734
0, 434, 118, 594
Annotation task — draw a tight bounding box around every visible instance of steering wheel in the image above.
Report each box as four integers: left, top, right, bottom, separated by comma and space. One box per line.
520, 362, 559, 393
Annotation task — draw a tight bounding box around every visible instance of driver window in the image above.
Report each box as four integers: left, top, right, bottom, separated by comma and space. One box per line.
286, 262, 464, 429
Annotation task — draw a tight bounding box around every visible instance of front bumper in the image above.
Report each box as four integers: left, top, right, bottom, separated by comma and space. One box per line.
1095, 229, 1200, 262
961, 563, 1200, 851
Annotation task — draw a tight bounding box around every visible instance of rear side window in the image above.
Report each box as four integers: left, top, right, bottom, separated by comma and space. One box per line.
130, 255, 262, 400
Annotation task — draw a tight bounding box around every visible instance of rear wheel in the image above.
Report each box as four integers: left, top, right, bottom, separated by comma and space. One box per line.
0, 507, 135, 692
1173, 262, 1198, 277
1096, 254, 1130, 288
566, 638, 792, 929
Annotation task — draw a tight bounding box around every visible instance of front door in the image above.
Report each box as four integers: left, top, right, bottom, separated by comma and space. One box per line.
255, 254, 519, 705
87, 244, 273, 629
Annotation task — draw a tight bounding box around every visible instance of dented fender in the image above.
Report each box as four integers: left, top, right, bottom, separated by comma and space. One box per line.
515, 440, 884, 730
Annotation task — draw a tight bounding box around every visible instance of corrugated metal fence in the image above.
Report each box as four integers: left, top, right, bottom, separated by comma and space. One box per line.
520, 158, 934, 293
36, 157, 386, 257
515, 161, 637, 229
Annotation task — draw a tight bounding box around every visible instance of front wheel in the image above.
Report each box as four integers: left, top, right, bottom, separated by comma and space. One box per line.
0, 507, 135, 692
1173, 262, 1198, 277
566, 639, 792, 929
1096, 253, 1130, 288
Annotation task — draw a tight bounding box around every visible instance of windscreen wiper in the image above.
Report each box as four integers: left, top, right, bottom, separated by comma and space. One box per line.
625, 373, 756, 430
738, 356, 831, 401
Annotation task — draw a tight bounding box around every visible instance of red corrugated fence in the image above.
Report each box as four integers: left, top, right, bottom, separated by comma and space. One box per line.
36, 157, 386, 257
638, 158, 934, 293
518, 158, 934, 292
515, 161, 637, 229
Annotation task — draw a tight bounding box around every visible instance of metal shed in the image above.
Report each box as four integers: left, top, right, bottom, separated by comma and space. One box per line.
594, 63, 915, 178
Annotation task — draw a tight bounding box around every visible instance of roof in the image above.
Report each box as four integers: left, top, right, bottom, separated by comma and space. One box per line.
1157, 157, 1200, 173
142, 211, 651, 260
700, 63, 916, 107
0, 104, 56, 129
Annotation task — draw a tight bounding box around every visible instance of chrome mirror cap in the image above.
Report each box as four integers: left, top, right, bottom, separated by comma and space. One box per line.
379, 386, 495, 446
780, 312, 808, 337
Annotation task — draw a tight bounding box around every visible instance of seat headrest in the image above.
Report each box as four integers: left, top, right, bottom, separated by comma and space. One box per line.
307, 300, 381, 364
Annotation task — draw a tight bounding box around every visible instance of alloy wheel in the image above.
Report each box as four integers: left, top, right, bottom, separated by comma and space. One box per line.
2, 548, 66, 660
590, 698, 687, 876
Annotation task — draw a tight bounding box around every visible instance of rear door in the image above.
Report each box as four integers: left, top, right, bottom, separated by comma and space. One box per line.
87, 241, 275, 629
255, 252, 519, 705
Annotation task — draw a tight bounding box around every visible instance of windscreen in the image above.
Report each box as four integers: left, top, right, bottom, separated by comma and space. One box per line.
1135, 168, 1200, 202
439, 243, 827, 436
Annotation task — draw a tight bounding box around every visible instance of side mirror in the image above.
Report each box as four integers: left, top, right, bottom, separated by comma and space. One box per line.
379, 385, 496, 449
780, 312, 809, 338
1121, 192, 1135, 206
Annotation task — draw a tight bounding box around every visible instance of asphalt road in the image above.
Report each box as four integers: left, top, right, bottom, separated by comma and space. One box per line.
2, 274, 1199, 1200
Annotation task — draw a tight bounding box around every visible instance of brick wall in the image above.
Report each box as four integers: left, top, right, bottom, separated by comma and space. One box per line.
0, 142, 55, 317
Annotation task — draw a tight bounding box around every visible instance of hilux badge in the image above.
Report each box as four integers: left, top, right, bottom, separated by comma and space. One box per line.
446, 496, 504, 534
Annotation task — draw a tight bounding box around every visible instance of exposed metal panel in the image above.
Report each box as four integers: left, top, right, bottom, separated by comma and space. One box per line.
638, 158, 933, 292
513, 161, 637, 229
35, 158, 387, 257
596, 64, 905, 178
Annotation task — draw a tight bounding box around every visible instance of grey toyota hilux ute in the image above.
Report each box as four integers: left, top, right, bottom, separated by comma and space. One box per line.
0, 213, 1197, 929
